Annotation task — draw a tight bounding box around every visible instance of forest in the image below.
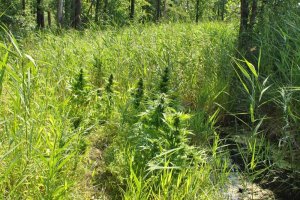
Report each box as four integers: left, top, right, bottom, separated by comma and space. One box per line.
0, 0, 300, 199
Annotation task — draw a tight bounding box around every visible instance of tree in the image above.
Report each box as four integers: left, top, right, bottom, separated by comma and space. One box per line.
57, 0, 64, 26
156, 0, 161, 21
163, 0, 167, 17
239, 0, 258, 49
95, 0, 101, 22
72, 0, 81, 28
239, 0, 249, 34
22, 0, 26, 12
249, 0, 257, 30
130, 0, 135, 19
219, 0, 226, 20
103, 0, 108, 22
37, 0, 45, 28
196, 0, 200, 23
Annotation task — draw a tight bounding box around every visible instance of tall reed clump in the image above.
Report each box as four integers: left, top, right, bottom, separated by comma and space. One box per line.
258, 5, 300, 163
229, 49, 300, 197
251, 2, 300, 153
0, 29, 93, 199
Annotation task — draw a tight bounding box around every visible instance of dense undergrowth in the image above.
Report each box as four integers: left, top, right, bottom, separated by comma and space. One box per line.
0, 17, 300, 199
0, 23, 236, 199
228, 9, 300, 198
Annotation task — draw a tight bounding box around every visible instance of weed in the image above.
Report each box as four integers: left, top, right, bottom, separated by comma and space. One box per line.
133, 78, 144, 109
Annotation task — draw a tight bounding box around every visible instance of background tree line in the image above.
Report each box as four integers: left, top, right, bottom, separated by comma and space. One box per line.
0, 0, 299, 83
1, 0, 299, 85
0, 0, 238, 29
1, 1, 298, 43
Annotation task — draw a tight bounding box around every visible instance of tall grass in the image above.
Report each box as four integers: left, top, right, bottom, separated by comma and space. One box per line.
0, 28, 92, 199
4, 18, 297, 199
4, 16, 297, 199
24, 23, 237, 111
1, 22, 238, 199
226, 8, 300, 196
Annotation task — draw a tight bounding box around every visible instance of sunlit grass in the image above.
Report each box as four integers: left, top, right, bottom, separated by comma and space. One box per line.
1, 22, 238, 199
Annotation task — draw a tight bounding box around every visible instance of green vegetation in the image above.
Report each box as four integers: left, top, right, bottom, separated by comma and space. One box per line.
0, 23, 237, 198
1, 0, 300, 199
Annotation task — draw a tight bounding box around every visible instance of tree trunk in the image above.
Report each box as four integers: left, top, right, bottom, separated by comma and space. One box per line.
249, 0, 258, 30
37, 0, 45, 28
220, 0, 225, 21
163, 0, 167, 17
103, 0, 108, 22
156, 0, 161, 22
95, 0, 100, 22
47, 11, 51, 26
239, 0, 249, 48
240, 0, 249, 34
72, 0, 81, 28
130, 0, 135, 19
57, 0, 63, 26
239, 0, 259, 50
195, 0, 200, 23
22, 0, 26, 12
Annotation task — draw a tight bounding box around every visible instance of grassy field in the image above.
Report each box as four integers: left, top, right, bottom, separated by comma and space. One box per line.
1, 19, 300, 199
